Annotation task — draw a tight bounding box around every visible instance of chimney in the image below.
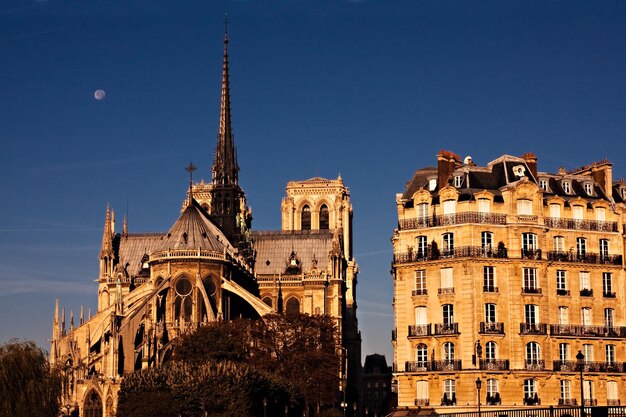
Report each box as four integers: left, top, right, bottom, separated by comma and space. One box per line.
437, 150, 461, 190
591, 161, 613, 200
522, 152, 538, 180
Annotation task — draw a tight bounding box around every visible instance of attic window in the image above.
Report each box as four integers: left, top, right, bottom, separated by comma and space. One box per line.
562, 181, 571, 194
428, 178, 437, 191
512, 165, 526, 178
539, 179, 548, 191
454, 175, 462, 188
584, 183, 593, 195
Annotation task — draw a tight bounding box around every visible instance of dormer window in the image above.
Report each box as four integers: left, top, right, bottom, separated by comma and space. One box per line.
428, 178, 437, 191
562, 181, 571, 194
539, 179, 548, 191
512, 165, 526, 178
454, 175, 462, 188
584, 183, 593, 195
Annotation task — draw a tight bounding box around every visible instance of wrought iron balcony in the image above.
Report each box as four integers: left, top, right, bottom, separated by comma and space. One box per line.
556, 289, 570, 296
521, 248, 542, 260
394, 245, 508, 264
412, 289, 428, 296
544, 217, 618, 232
520, 323, 547, 335
438, 287, 454, 295
608, 400, 621, 406
549, 324, 622, 337
480, 322, 504, 334
479, 359, 509, 370
604, 291, 616, 298
558, 399, 578, 406
522, 287, 542, 295
398, 211, 507, 230
524, 360, 545, 370
546, 251, 622, 265
415, 399, 430, 406
434, 323, 459, 335
408, 324, 432, 337
584, 399, 598, 406
483, 286, 499, 293
404, 360, 462, 372
553, 360, 626, 372
524, 396, 541, 406
580, 288, 594, 297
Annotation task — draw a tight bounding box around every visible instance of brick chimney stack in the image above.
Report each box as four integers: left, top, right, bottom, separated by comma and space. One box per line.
522, 152, 538, 180
437, 150, 461, 190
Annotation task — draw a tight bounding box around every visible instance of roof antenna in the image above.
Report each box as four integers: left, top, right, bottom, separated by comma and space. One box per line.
186, 162, 197, 204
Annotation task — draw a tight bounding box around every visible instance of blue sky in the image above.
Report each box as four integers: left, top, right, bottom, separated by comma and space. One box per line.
1, 0, 626, 362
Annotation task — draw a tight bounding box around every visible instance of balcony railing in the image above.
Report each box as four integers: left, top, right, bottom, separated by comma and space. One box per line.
584, 400, 599, 406
557, 289, 571, 296
520, 323, 547, 335
525, 360, 546, 370
408, 324, 432, 337
604, 292, 616, 298
524, 396, 541, 406
580, 288, 594, 297
434, 323, 459, 335
546, 251, 623, 265
412, 289, 428, 296
545, 217, 618, 232
608, 400, 621, 406
480, 322, 505, 334
483, 286, 499, 293
522, 287, 543, 295
394, 245, 508, 264
555, 360, 626, 373
558, 399, 578, 406
415, 399, 430, 406
521, 249, 542, 260
398, 212, 507, 230
550, 324, 626, 338
405, 360, 462, 372
479, 359, 509, 370
438, 287, 455, 295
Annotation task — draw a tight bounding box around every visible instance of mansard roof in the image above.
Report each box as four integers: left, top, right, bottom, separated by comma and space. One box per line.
161, 199, 234, 253
252, 230, 334, 275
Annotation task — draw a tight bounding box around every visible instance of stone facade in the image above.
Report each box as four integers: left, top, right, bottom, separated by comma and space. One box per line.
392, 151, 626, 412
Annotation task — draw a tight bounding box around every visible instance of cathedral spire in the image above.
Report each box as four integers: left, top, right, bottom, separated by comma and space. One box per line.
212, 20, 239, 186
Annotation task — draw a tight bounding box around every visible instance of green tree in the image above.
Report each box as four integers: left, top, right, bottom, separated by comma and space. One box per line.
0, 340, 62, 417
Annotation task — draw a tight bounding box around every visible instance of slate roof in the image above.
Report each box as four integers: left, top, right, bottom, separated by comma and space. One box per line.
252, 230, 334, 275
117, 233, 164, 277
401, 167, 437, 200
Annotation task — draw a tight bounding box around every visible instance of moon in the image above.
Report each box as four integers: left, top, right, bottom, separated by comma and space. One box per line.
94, 90, 106, 100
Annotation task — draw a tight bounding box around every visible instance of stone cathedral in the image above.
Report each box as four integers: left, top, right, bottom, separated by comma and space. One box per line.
50, 31, 361, 417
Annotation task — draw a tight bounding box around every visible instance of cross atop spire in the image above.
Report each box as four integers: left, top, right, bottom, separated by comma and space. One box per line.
212, 19, 239, 186
186, 162, 197, 203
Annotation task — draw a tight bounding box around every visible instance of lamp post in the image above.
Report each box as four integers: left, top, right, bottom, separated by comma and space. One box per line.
576, 351, 585, 417
263, 397, 268, 417
353, 402, 357, 417
341, 401, 347, 417
475, 378, 482, 417
285, 404, 289, 417
65, 404, 71, 416
365, 408, 369, 417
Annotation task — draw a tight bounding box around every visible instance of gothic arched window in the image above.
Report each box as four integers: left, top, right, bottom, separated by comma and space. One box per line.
174, 276, 193, 323
319, 204, 329, 230
301, 205, 311, 230
84, 390, 102, 417
286, 297, 300, 315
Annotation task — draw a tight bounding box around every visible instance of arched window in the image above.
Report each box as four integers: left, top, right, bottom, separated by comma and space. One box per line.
84, 390, 102, 417
301, 205, 311, 230
106, 395, 114, 417
319, 205, 329, 230
286, 297, 300, 315
526, 342, 541, 365
174, 276, 193, 323
443, 342, 455, 361
262, 297, 273, 307
416, 343, 428, 366
485, 341, 497, 361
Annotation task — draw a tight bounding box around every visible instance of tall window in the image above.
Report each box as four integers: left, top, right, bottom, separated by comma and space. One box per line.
301, 205, 311, 230
522, 233, 537, 251
442, 342, 455, 361
556, 270, 567, 293
524, 379, 537, 400
442, 233, 454, 255
416, 380, 429, 402
573, 205, 584, 220
604, 308, 614, 328
583, 381, 593, 403
442, 304, 454, 325
443, 200, 456, 215
517, 199, 533, 215
414, 270, 427, 294
560, 380, 571, 401
478, 198, 490, 213
596, 207, 606, 221
440, 268, 453, 291
481, 231, 493, 252
454, 175, 462, 187
550, 203, 561, 218
416, 343, 428, 366
603, 272, 613, 296
540, 179, 548, 191
554, 236, 565, 253
526, 342, 541, 363
580, 271, 591, 291
583, 344, 594, 362
562, 181, 571, 194
415, 307, 427, 325
485, 304, 496, 323
559, 343, 570, 361
443, 379, 456, 402
577, 237, 587, 257
487, 379, 499, 396
485, 341, 497, 360
600, 240, 609, 260
606, 345, 616, 364
581, 307, 592, 326
319, 205, 329, 229
558, 307, 569, 325
417, 203, 428, 222
525, 304, 539, 324
174, 277, 193, 323
607, 381, 618, 403
523, 268, 538, 291
584, 183, 593, 195
483, 266, 496, 291
416, 236, 428, 257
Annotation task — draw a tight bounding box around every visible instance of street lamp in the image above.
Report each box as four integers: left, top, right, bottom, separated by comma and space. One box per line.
65, 404, 71, 416
353, 402, 357, 417
263, 397, 268, 417
365, 408, 369, 417
576, 350, 585, 417
341, 401, 347, 417
475, 378, 482, 417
